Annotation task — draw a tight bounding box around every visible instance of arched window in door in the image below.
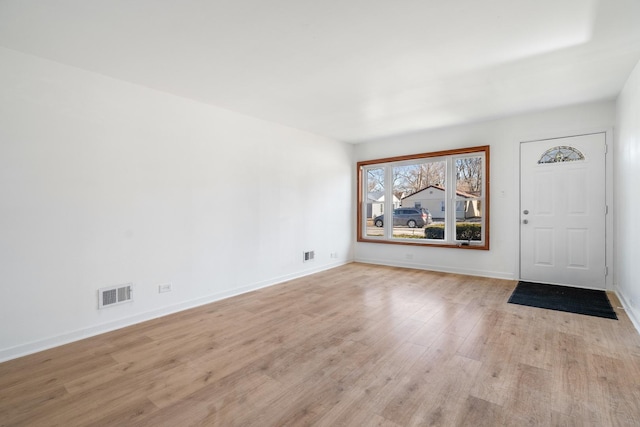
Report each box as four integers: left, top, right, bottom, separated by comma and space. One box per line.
538, 146, 585, 164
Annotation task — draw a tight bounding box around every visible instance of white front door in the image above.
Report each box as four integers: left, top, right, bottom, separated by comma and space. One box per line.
520, 133, 606, 289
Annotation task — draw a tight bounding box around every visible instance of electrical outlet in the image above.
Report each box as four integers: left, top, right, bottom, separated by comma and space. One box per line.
158, 283, 172, 293
330, 252, 338, 258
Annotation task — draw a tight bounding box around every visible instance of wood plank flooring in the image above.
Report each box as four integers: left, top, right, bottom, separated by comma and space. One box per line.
2, 263, 640, 426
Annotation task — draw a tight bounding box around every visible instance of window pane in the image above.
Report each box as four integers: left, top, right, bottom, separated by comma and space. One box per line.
365, 168, 385, 237
392, 161, 445, 241
455, 200, 483, 242
455, 156, 483, 243
456, 156, 483, 196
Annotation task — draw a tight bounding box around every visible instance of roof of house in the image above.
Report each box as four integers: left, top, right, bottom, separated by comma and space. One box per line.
401, 185, 477, 199
367, 191, 399, 202
367, 191, 384, 202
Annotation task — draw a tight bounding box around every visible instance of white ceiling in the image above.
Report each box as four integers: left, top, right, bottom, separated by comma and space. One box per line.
1, 0, 639, 142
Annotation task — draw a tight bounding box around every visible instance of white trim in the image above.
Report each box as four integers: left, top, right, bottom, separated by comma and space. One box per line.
615, 289, 640, 335
354, 256, 515, 281
605, 128, 614, 291
0, 260, 351, 363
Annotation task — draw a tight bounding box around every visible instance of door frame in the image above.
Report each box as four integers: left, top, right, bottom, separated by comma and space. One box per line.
516, 127, 614, 290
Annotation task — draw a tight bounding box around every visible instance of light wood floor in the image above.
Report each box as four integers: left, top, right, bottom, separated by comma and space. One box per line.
2, 263, 640, 426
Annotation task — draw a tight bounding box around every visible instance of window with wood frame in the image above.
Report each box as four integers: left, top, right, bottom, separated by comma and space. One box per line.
357, 145, 489, 249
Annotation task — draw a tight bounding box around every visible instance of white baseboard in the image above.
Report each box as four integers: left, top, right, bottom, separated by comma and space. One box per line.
615, 289, 640, 335
354, 257, 515, 281
0, 260, 350, 363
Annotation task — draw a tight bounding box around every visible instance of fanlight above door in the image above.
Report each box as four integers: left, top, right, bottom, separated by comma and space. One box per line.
537, 146, 585, 164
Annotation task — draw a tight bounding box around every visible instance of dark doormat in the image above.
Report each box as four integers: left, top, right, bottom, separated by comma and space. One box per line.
508, 281, 618, 319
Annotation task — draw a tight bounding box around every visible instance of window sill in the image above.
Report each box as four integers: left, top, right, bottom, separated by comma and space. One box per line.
357, 236, 489, 250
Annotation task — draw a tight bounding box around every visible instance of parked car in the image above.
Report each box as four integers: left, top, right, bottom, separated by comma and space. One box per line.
374, 208, 433, 228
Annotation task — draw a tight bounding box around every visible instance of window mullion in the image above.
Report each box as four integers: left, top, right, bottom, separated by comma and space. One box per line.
446, 156, 454, 244
384, 164, 394, 239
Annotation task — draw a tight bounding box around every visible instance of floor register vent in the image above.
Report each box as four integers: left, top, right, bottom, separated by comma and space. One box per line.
98, 284, 133, 309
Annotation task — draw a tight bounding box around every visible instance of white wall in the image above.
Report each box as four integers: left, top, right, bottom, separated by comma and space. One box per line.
354, 101, 616, 280
614, 59, 640, 331
0, 47, 354, 361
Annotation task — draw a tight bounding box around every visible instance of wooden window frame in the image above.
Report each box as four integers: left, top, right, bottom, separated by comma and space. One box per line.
357, 145, 490, 250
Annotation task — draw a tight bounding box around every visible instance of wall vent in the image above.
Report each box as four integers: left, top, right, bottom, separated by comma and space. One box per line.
98, 283, 133, 309
303, 250, 315, 262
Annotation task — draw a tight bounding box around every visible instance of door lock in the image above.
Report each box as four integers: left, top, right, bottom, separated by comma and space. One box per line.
522, 219, 529, 224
